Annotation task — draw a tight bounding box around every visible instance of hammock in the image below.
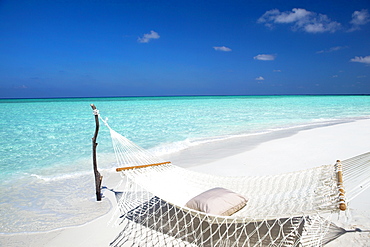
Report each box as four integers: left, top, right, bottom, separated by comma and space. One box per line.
101, 117, 370, 247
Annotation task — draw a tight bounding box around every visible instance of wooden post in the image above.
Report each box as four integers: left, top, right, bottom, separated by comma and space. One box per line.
336, 160, 347, 211
91, 104, 102, 201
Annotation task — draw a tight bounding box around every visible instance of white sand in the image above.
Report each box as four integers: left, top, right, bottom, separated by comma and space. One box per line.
1, 119, 369, 246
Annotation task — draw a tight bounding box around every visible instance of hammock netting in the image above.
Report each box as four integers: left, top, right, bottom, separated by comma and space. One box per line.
102, 119, 370, 247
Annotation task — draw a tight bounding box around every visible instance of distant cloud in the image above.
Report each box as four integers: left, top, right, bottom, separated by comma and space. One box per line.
350, 56, 370, 64
332, 75, 339, 78
254, 54, 276, 61
349, 9, 370, 31
213, 46, 232, 52
14, 85, 28, 89
138, 30, 160, 43
273, 69, 281, 72
257, 8, 341, 33
316, 46, 348, 54
255, 76, 265, 81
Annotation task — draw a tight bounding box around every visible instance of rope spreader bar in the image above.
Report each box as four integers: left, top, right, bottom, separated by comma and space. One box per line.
336, 160, 347, 211
116, 161, 171, 172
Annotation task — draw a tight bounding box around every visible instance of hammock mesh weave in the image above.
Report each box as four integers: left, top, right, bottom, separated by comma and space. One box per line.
103, 121, 370, 247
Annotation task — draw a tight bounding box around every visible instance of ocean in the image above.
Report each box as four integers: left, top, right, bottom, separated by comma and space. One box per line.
1, 95, 370, 233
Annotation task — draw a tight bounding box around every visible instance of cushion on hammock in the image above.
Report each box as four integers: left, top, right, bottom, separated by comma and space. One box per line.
185, 187, 248, 216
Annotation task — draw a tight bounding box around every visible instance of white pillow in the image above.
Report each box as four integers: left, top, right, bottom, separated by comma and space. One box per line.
185, 187, 248, 216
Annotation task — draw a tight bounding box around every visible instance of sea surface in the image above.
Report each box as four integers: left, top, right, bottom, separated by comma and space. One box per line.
1, 95, 370, 233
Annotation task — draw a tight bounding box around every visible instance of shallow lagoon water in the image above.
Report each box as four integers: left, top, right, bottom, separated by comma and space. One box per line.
1, 95, 370, 233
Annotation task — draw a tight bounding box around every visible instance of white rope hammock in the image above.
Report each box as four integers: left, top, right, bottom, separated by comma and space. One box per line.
101, 117, 370, 247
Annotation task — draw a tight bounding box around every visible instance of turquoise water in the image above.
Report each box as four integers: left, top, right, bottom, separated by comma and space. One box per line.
1, 95, 370, 233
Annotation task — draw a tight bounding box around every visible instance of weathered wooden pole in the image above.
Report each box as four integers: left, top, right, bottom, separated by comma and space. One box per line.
91, 104, 102, 201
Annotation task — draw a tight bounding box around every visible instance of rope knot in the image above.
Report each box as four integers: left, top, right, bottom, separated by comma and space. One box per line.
93, 109, 100, 116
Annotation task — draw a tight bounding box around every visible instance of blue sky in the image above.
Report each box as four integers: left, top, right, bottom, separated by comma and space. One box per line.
0, 0, 369, 98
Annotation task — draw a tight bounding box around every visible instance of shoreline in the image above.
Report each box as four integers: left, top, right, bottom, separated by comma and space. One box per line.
0, 171, 124, 246
1, 119, 370, 246
164, 117, 368, 172
187, 119, 370, 176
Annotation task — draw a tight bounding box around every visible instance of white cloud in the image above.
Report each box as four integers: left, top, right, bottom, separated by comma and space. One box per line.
254, 54, 276, 61
350, 56, 370, 64
274, 8, 311, 23
255, 76, 265, 81
213, 46, 232, 52
350, 9, 370, 25
258, 8, 341, 33
15, 85, 28, 89
349, 9, 370, 31
138, 30, 160, 43
273, 69, 281, 72
316, 46, 348, 54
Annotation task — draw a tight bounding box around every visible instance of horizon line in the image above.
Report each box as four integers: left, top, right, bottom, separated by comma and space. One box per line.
1, 93, 370, 100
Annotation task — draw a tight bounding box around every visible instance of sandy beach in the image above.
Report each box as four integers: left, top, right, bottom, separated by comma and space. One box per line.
1, 119, 369, 246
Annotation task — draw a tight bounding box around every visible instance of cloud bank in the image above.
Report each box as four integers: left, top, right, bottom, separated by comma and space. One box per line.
213, 46, 232, 52
258, 8, 370, 33
138, 31, 160, 43
258, 8, 341, 33
254, 54, 276, 61
350, 56, 370, 64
